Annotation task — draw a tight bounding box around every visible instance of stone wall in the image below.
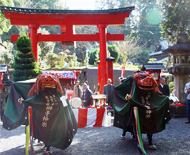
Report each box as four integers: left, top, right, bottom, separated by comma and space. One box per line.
85, 68, 137, 92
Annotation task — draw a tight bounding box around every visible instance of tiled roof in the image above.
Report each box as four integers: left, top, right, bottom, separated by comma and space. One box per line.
0, 6, 135, 14
142, 63, 166, 70
163, 44, 190, 53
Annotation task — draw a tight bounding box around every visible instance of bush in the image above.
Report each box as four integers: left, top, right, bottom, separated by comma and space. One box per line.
169, 81, 174, 93
89, 44, 119, 65
16, 35, 32, 53
46, 53, 58, 68
108, 44, 119, 63
13, 34, 40, 82
89, 49, 99, 65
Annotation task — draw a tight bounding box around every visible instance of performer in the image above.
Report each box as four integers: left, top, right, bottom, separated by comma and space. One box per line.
3, 74, 78, 155
113, 72, 171, 151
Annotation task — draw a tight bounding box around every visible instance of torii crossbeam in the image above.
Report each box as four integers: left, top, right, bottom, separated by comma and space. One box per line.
0, 6, 134, 93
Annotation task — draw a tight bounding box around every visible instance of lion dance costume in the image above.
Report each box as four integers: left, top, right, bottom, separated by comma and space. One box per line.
113, 72, 171, 154
3, 74, 78, 154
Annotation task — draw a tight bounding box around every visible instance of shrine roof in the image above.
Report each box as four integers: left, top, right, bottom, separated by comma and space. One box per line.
0, 6, 135, 25
0, 6, 134, 14
0, 65, 7, 72
142, 63, 166, 70
162, 44, 190, 53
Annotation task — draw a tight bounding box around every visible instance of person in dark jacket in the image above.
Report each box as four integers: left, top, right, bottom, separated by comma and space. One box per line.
158, 77, 170, 96
81, 83, 93, 108
103, 78, 115, 107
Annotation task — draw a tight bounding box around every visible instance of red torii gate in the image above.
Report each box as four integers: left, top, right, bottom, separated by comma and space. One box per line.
1, 6, 134, 93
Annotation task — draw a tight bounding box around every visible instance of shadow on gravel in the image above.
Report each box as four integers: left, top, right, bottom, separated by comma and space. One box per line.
0, 145, 25, 155
0, 124, 26, 139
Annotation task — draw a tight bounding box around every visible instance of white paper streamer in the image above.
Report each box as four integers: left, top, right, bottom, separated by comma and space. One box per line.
60, 96, 68, 107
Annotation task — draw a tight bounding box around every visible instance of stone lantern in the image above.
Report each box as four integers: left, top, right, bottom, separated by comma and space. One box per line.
163, 33, 190, 116
105, 57, 115, 84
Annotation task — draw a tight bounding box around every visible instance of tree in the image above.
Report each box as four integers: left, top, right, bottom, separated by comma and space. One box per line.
108, 44, 120, 63
0, 0, 14, 34
74, 25, 99, 64
160, 0, 190, 44
89, 49, 99, 65
38, 27, 55, 67
115, 35, 145, 66
46, 53, 58, 68
13, 35, 40, 82
96, 0, 162, 49
148, 58, 157, 63
89, 44, 119, 65
0, 41, 15, 67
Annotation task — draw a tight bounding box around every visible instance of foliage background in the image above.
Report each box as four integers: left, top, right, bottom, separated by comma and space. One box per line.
0, 0, 189, 71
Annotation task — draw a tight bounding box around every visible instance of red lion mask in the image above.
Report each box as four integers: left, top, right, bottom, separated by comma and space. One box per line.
28, 74, 63, 96
134, 72, 161, 94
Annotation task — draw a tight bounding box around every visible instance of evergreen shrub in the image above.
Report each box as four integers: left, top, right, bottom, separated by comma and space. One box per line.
13, 35, 40, 82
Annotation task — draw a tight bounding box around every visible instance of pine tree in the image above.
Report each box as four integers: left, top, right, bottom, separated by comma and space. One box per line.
13, 35, 40, 82
161, 0, 190, 44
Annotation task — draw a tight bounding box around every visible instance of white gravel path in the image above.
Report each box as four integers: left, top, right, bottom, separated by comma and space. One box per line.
1, 117, 190, 155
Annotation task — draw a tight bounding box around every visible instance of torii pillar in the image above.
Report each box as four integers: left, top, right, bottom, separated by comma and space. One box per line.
98, 24, 108, 93
29, 24, 39, 62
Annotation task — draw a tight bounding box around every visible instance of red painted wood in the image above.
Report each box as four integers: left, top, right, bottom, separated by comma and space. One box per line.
29, 24, 39, 62
11, 35, 20, 42
98, 24, 107, 94
11, 33, 124, 42
5, 11, 130, 25
97, 61, 101, 88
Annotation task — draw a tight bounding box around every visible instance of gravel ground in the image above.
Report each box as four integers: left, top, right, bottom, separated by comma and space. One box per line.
0, 117, 190, 155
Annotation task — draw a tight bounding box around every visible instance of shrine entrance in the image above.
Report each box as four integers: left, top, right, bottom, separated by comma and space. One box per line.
1, 6, 134, 93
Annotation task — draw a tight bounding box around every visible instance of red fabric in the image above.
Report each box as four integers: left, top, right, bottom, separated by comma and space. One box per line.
121, 66, 125, 77
93, 108, 105, 127
78, 109, 87, 128
67, 93, 73, 100
174, 102, 184, 107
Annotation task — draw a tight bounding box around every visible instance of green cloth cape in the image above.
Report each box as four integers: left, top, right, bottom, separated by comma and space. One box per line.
3, 79, 78, 150
113, 76, 171, 134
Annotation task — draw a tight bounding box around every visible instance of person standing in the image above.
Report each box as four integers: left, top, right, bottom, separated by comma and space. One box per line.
103, 78, 115, 107
84, 81, 90, 89
73, 80, 82, 98
158, 77, 170, 96
81, 83, 93, 108
184, 75, 190, 123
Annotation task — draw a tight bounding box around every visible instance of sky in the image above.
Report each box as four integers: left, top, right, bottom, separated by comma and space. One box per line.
65, 0, 97, 10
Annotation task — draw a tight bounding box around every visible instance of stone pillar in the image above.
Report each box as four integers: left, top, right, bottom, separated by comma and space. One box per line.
98, 24, 108, 94
105, 57, 115, 84
174, 74, 189, 104
29, 24, 39, 62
